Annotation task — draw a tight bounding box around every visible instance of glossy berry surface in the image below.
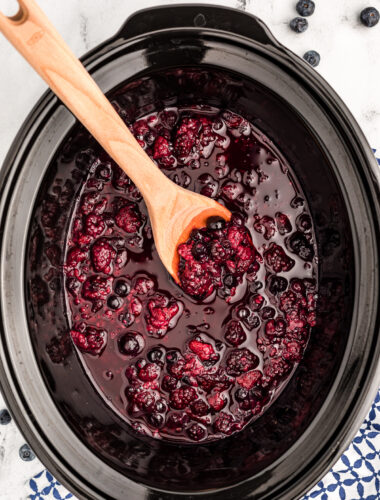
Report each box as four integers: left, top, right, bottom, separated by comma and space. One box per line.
360, 7, 379, 27
63, 106, 318, 443
290, 17, 309, 33
303, 50, 321, 67
296, 1, 315, 17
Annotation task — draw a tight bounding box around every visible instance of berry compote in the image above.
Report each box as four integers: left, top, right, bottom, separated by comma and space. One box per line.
63, 106, 318, 443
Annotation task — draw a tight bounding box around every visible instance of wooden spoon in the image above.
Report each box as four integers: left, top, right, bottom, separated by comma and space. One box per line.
0, 0, 231, 281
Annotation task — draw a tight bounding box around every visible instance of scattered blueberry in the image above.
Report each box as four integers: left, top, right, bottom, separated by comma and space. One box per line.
0, 409, 11, 425
296, 0, 315, 17
290, 17, 308, 33
303, 50, 321, 67
360, 7, 380, 27
19, 444, 35, 461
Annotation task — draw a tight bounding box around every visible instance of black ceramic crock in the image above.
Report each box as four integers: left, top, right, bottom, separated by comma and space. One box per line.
0, 5, 379, 500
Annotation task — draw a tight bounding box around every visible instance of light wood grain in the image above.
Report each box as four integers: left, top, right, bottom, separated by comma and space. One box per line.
0, 0, 231, 280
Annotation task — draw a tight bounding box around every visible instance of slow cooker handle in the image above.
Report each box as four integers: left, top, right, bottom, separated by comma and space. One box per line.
117, 4, 283, 49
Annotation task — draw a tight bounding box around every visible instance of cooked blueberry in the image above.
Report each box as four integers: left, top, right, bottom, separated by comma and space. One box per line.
360, 7, 379, 27
206, 216, 226, 231
296, 0, 315, 16
261, 307, 276, 319
287, 231, 315, 261
224, 274, 237, 288
148, 413, 164, 428
118, 332, 144, 356
303, 50, 320, 67
237, 307, 250, 319
290, 17, 308, 33
191, 241, 208, 261
0, 409, 11, 425
268, 276, 288, 295
114, 279, 130, 297
107, 295, 123, 310
148, 347, 165, 364
19, 444, 35, 461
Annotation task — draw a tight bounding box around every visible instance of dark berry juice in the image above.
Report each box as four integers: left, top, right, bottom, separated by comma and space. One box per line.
63, 106, 318, 443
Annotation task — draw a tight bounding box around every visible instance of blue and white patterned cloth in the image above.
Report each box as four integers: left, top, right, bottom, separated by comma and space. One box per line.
0, 390, 378, 499
1, 153, 379, 499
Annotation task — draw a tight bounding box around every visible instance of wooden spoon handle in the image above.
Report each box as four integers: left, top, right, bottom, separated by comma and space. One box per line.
0, 0, 171, 200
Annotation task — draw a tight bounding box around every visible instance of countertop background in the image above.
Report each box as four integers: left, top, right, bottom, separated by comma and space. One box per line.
1, 0, 380, 165
0, 0, 379, 499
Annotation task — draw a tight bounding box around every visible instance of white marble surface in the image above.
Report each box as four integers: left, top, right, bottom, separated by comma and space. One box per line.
1, 0, 380, 166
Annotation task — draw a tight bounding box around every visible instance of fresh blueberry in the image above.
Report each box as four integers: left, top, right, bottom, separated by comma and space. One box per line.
290, 17, 308, 33
114, 279, 130, 297
303, 50, 321, 67
206, 216, 226, 231
0, 409, 11, 425
19, 444, 35, 461
360, 7, 379, 27
296, 1, 315, 17
191, 241, 208, 261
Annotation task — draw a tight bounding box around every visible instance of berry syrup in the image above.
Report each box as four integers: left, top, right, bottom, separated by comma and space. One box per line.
63, 106, 318, 443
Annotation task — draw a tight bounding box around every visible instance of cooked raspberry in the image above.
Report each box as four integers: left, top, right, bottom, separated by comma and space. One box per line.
177, 117, 201, 135
66, 246, 87, 267
190, 400, 209, 416
224, 321, 247, 346
177, 259, 214, 300
264, 243, 295, 273
221, 181, 243, 200
282, 341, 303, 362
133, 119, 149, 138
253, 215, 276, 240
275, 212, 292, 234
85, 214, 105, 237
82, 276, 111, 301
91, 240, 116, 274
162, 375, 179, 392
213, 412, 234, 435
169, 386, 197, 410
174, 131, 198, 161
139, 363, 160, 382
70, 324, 107, 355
207, 392, 227, 411
265, 318, 286, 337
187, 423, 206, 441
196, 369, 232, 393
153, 136, 172, 160
263, 357, 291, 382
145, 294, 179, 337
128, 296, 142, 316
166, 412, 189, 431
134, 276, 155, 295
188, 339, 215, 361
115, 203, 143, 233
80, 192, 102, 215
236, 370, 262, 389
226, 348, 258, 376
134, 390, 156, 413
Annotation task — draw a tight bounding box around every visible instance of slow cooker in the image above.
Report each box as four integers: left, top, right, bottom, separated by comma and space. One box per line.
0, 5, 379, 499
